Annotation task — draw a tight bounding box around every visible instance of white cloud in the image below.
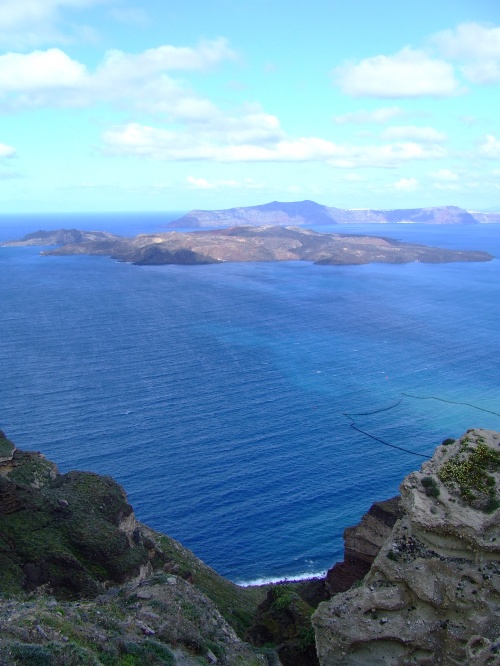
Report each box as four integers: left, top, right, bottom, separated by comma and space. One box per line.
431, 168, 459, 181
334, 48, 460, 98
0, 49, 87, 91
332, 106, 404, 124
478, 135, 500, 159
185, 176, 264, 190
102, 121, 447, 167
185, 176, 215, 190
0, 40, 235, 115
434, 23, 500, 60
381, 126, 447, 143
0, 0, 107, 47
433, 22, 500, 84
0, 141, 16, 158
98, 39, 235, 78
393, 177, 419, 191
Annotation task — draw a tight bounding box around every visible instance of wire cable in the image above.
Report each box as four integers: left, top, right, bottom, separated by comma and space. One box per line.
342, 393, 500, 459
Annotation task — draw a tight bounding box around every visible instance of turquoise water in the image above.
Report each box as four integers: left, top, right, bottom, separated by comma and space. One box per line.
1, 215, 499, 583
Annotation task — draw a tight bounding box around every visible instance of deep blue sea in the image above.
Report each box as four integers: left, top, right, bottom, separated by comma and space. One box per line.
1, 212, 499, 584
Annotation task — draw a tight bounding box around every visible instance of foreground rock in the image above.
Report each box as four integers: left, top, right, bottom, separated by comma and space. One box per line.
0, 574, 267, 666
313, 429, 500, 666
2, 225, 493, 266
0, 430, 268, 664
247, 584, 318, 666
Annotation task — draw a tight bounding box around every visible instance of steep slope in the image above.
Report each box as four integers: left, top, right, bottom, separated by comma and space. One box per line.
0, 431, 265, 647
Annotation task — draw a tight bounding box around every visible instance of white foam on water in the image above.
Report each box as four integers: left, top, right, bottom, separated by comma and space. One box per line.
236, 570, 328, 587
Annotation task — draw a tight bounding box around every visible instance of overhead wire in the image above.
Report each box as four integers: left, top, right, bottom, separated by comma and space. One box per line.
342, 393, 500, 459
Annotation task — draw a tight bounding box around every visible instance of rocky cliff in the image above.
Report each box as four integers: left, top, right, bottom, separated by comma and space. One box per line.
325, 497, 403, 596
313, 428, 500, 666
0, 431, 267, 665
2, 427, 500, 665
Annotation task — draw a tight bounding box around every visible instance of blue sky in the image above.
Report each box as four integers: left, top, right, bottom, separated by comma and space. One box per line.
1, 0, 500, 213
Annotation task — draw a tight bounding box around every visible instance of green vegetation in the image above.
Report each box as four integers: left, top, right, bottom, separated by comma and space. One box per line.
298, 625, 316, 652
269, 585, 298, 611
442, 438, 455, 446
0, 580, 265, 666
421, 476, 440, 498
152, 531, 265, 638
7, 455, 56, 488
0, 434, 15, 458
438, 439, 500, 510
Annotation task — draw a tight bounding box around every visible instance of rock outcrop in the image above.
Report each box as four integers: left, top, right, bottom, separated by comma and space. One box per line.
313, 428, 500, 665
0, 430, 269, 664
0, 573, 267, 666
325, 496, 403, 595
0, 432, 153, 599
247, 584, 319, 666
3, 427, 500, 665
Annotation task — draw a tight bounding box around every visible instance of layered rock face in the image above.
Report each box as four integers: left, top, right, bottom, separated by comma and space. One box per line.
325, 497, 403, 596
313, 429, 500, 665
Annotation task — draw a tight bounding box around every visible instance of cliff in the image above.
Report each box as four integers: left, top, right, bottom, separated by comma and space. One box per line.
0, 431, 267, 665
168, 201, 481, 229
313, 428, 500, 665
2, 427, 500, 665
2, 225, 493, 266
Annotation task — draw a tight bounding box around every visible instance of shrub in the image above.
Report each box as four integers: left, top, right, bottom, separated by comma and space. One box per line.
438, 442, 500, 511
10, 643, 52, 666
270, 585, 298, 611
421, 476, 440, 498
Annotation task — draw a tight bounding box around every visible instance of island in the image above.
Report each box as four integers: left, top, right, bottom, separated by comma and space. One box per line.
2, 225, 493, 266
167, 200, 500, 229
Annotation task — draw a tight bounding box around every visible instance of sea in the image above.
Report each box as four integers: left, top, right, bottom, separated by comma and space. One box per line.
1, 211, 499, 585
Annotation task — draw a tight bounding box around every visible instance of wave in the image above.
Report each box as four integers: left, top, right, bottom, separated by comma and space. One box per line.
236, 570, 328, 587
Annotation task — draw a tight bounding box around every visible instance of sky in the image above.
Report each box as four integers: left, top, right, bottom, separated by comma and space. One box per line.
1, 0, 500, 213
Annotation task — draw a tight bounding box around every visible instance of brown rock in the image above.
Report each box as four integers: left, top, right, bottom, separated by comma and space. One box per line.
325, 497, 402, 595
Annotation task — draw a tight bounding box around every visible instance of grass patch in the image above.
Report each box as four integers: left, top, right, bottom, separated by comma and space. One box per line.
421, 476, 440, 498
0, 434, 15, 458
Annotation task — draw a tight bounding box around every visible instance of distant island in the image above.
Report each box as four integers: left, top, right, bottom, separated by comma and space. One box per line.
167, 200, 500, 229
2, 225, 493, 266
